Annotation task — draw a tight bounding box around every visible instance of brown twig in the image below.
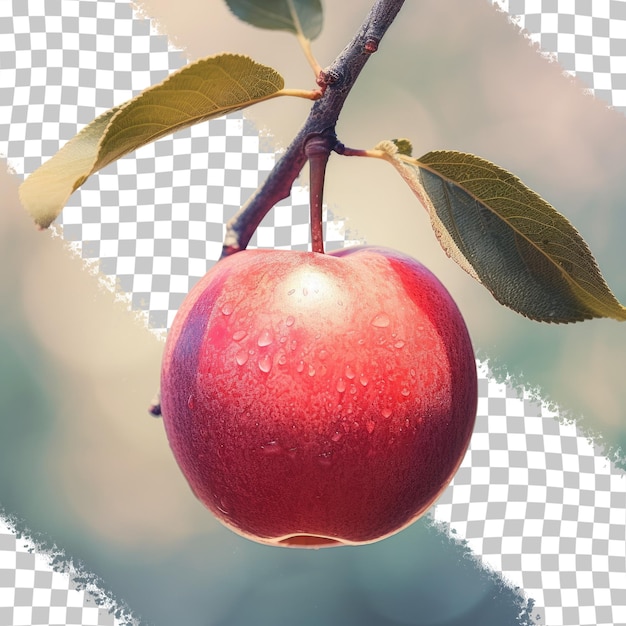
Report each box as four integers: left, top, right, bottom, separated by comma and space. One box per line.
220, 0, 406, 258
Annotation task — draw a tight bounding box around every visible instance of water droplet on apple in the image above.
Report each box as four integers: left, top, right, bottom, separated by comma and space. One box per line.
259, 354, 272, 373
331, 431, 343, 442
395, 340, 405, 349
345, 364, 355, 380
286, 315, 295, 327
318, 349, 328, 360
350, 384, 357, 395
366, 420, 376, 434
262, 440, 282, 455
221, 302, 234, 316
233, 330, 247, 342
278, 353, 287, 366
359, 374, 369, 387
187, 394, 195, 410
216, 496, 231, 515
401, 388, 410, 397
287, 289, 295, 296
410, 368, 416, 377
358, 338, 365, 345
318, 450, 332, 466
257, 329, 273, 347
336, 378, 346, 393
235, 350, 249, 366
302, 287, 308, 296
371, 313, 390, 328
297, 360, 305, 373
381, 407, 392, 418
308, 364, 316, 377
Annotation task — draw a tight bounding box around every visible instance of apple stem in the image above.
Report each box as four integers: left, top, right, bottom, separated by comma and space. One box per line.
221, 0, 406, 259
306, 136, 332, 254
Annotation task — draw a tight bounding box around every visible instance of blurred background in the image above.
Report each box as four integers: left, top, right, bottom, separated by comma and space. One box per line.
2, 0, 626, 624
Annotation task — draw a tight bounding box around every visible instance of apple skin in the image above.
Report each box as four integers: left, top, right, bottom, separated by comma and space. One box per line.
160, 246, 477, 547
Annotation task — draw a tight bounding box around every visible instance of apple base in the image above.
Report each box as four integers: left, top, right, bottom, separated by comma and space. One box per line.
277, 535, 343, 548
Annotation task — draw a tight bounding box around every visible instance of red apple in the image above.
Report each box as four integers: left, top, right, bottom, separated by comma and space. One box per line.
160, 245, 477, 547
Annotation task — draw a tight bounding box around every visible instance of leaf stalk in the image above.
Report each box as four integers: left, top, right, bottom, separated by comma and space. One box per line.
297, 33, 324, 78
277, 88, 323, 100
286, 0, 324, 77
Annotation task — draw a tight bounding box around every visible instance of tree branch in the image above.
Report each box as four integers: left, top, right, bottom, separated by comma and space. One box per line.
220, 0, 406, 258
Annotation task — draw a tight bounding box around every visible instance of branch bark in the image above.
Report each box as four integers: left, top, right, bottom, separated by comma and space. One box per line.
220, 0, 406, 258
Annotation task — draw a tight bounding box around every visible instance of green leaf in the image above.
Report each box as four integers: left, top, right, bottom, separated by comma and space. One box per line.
20, 54, 285, 229
391, 138, 413, 157
377, 145, 626, 323
224, 0, 323, 40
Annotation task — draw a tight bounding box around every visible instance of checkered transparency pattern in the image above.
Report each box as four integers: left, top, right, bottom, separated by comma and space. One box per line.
0, 517, 128, 626
1, 1, 626, 626
490, 0, 626, 112
433, 362, 626, 626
